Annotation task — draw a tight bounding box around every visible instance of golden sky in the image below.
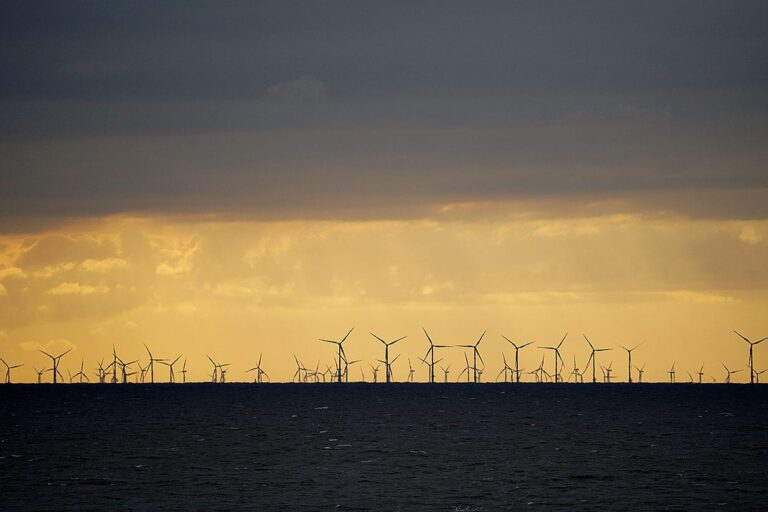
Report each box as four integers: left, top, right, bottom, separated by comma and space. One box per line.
1, 201, 767, 383
2, 4, 768, 383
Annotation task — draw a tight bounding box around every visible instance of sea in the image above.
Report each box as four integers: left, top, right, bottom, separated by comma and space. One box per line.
1, 383, 766, 511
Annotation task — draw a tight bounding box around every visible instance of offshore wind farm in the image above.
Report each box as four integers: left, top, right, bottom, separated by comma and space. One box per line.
1, 329, 766, 385
2, 1, 768, 510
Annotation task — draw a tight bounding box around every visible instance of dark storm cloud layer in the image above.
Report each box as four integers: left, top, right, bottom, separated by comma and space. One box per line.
1, 1, 767, 225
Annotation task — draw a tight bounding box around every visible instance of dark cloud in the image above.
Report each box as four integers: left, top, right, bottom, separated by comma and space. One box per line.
1, 1, 767, 227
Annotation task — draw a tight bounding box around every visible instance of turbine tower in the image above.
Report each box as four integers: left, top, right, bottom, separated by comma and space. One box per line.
319, 327, 354, 383
422, 328, 451, 383
502, 336, 534, 383
456, 331, 486, 383
370, 333, 406, 383
618, 343, 642, 383
541, 333, 567, 383
39, 349, 70, 384
583, 335, 611, 383
733, 331, 767, 384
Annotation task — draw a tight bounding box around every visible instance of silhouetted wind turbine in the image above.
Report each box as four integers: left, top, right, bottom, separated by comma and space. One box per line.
601, 361, 614, 383
541, 333, 567, 383
618, 343, 642, 383
292, 355, 305, 382
160, 355, 182, 383
71, 359, 89, 383
502, 336, 534, 383
667, 363, 676, 383
95, 359, 107, 384
569, 355, 583, 383
370, 333, 406, 383
246, 354, 268, 383
39, 349, 70, 384
1, 358, 23, 384
497, 353, 513, 383
117, 357, 138, 384
319, 328, 354, 383
634, 364, 646, 383
755, 369, 766, 384
34, 366, 46, 384
583, 335, 611, 383
145, 344, 165, 384
110, 345, 119, 384
369, 363, 381, 383
696, 364, 704, 384
721, 362, 741, 384
456, 331, 486, 383
407, 358, 415, 382
733, 331, 767, 384
181, 358, 188, 383
422, 328, 451, 383
440, 364, 451, 383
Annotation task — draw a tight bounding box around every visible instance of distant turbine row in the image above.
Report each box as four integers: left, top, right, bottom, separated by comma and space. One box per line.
1, 330, 764, 385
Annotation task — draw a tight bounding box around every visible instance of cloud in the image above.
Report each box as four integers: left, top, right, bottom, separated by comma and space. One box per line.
0, 266, 26, 280
264, 77, 328, 102
1, 3, 767, 228
32, 262, 75, 278
79, 257, 127, 273
19, 338, 77, 354
47, 281, 109, 296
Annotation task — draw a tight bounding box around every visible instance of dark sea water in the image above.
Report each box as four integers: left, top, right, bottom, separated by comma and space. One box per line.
1, 383, 766, 511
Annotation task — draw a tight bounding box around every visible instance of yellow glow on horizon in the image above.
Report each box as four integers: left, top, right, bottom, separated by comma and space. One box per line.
1, 210, 767, 383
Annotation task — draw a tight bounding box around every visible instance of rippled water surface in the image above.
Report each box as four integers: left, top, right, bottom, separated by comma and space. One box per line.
1, 383, 767, 511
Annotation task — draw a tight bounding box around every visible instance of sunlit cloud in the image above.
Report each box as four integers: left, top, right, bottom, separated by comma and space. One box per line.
47, 282, 109, 296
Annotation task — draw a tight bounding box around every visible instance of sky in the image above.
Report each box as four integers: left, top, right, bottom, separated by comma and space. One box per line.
1, 1, 767, 383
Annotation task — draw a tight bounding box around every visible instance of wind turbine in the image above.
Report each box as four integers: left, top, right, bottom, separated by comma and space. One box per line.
246, 354, 268, 383
497, 353, 513, 383
144, 344, 165, 384
667, 363, 676, 383
344, 359, 361, 382
696, 364, 704, 384
181, 358, 188, 383
377, 354, 400, 383
541, 333, 567, 383
160, 355, 182, 383
71, 359, 89, 383
634, 364, 646, 383
583, 335, 611, 383
422, 328, 452, 383
319, 327, 354, 383
756, 369, 767, 384
601, 362, 614, 383
721, 362, 741, 384
618, 343, 642, 383
110, 345, 119, 384
117, 357, 138, 384
502, 336, 534, 383
370, 333, 406, 383
407, 358, 415, 382
733, 331, 767, 384
369, 363, 381, 383
292, 355, 305, 382
39, 349, 70, 384
569, 355, 583, 383
95, 359, 107, 384
34, 367, 46, 384
459, 352, 472, 383
456, 331, 486, 383
440, 364, 451, 383
1, 358, 23, 384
